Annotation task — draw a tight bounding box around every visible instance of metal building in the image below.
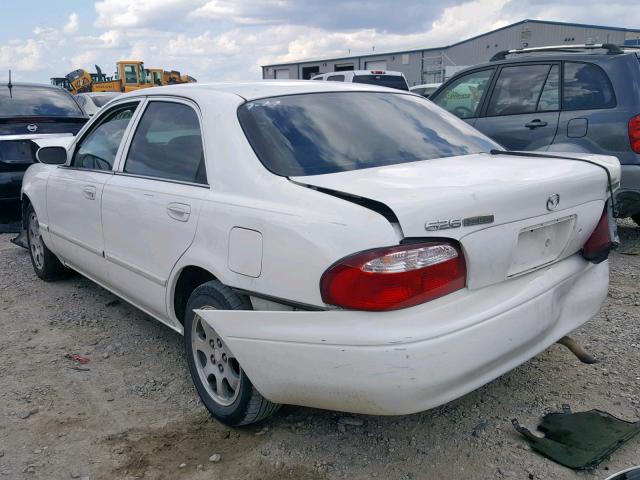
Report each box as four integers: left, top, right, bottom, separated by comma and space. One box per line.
262, 19, 640, 86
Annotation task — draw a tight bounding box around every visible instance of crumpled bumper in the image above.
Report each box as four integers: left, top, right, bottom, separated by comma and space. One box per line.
195, 255, 608, 415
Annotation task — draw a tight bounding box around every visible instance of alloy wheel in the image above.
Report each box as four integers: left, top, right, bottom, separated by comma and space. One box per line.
191, 306, 242, 406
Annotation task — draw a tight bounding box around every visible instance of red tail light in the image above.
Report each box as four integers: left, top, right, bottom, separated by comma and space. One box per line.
629, 114, 640, 154
582, 209, 614, 264
320, 241, 466, 311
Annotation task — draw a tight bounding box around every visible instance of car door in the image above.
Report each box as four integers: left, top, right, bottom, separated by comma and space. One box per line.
430, 68, 495, 126
46, 101, 141, 280
101, 98, 209, 321
474, 63, 560, 151
553, 61, 619, 155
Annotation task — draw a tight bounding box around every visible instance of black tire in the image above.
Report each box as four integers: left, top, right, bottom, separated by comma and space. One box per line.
184, 280, 281, 426
632, 214, 640, 227
26, 205, 66, 281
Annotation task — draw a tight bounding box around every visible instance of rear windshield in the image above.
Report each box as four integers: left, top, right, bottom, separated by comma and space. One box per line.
238, 92, 498, 176
0, 85, 84, 117
352, 74, 409, 91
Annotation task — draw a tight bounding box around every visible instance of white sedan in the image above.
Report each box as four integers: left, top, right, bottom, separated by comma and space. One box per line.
21, 81, 619, 426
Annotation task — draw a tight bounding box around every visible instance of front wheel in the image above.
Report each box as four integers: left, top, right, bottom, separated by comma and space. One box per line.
184, 280, 280, 426
26, 205, 66, 281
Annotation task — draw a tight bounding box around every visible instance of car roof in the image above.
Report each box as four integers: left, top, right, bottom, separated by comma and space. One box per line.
78, 92, 120, 97
451, 50, 638, 76
119, 81, 410, 101
410, 83, 441, 89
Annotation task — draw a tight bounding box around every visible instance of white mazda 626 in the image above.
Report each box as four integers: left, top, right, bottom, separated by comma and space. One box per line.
21, 81, 619, 425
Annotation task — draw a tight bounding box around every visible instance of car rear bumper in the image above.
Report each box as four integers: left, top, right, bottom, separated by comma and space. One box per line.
196, 255, 608, 415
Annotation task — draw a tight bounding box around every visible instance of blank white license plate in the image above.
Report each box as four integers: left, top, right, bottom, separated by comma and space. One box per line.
508, 216, 575, 276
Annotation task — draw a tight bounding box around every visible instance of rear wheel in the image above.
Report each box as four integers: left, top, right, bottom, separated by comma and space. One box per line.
26, 206, 66, 281
184, 280, 280, 426
632, 214, 640, 227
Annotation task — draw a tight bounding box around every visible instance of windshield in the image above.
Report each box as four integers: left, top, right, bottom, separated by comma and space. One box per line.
238, 92, 499, 176
352, 74, 409, 91
0, 85, 84, 117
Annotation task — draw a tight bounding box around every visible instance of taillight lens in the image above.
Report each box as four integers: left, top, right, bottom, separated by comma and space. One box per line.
582, 209, 613, 264
629, 114, 640, 154
320, 241, 466, 311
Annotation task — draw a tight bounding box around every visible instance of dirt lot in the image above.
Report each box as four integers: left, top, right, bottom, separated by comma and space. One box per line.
0, 222, 639, 480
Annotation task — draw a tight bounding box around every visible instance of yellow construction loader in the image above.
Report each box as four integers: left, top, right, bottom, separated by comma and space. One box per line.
146, 68, 196, 86
61, 61, 196, 94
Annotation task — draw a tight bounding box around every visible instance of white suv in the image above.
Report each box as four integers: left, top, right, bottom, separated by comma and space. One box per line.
22, 81, 618, 426
311, 70, 409, 90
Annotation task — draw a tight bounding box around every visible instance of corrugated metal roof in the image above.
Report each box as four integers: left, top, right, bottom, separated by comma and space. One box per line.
262, 19, 640, 68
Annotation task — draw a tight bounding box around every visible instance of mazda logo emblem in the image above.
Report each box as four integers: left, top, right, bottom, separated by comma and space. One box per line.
546, 194, 560, 211
26, 124, 38, 133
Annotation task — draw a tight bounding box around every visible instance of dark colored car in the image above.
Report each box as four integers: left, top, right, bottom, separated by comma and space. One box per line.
429, 44, 640, 223
1, 82, 87, 202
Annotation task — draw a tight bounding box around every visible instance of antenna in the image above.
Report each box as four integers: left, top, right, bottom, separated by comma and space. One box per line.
7, 70, 12, 98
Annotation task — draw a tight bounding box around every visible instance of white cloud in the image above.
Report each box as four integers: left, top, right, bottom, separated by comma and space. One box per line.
0, 39, 46, 72
2, 0, 640, 83
63, 13, 79, 34
95, 0, 205, 28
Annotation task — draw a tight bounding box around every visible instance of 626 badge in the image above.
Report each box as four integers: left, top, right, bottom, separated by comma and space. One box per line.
425, 215, 495, 232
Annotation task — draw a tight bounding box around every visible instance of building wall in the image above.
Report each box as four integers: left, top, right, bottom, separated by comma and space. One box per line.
262, 21, 639, 86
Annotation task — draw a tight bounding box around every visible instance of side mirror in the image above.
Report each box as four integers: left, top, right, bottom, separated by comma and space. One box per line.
36, 146, 68, 165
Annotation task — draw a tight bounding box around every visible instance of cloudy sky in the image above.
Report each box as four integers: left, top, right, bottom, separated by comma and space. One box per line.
1, 0, 639, 83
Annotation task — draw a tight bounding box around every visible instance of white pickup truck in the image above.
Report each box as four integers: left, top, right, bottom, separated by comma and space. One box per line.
21, 81, 619, 425
311, 69, 409, 90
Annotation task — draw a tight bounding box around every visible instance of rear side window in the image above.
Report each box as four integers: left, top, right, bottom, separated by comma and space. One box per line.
124, 101, 206, 184
352, 75, 409, 91
563, 62, 615, 110
238, 92, 499, 176
431, 69, 493, 119
486, 64, 557, 116
72, 104, 137, 170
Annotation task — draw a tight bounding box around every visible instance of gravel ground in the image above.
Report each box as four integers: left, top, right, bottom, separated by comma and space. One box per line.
0, 221, 639, 480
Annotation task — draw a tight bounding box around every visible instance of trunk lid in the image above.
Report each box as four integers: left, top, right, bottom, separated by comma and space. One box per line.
292, 152, 619, 289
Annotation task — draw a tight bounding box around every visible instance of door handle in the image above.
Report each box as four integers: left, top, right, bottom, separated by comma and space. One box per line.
167, 203, 191, 222
82, 185, 96, 200
525, 119, 548, 129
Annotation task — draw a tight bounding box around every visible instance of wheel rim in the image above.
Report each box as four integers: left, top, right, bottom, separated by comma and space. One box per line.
191, 306, 242, 407
28, 212, 44, 270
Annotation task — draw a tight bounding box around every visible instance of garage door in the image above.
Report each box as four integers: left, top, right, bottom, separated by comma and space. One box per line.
275, 69, 291, 79
365, 60, 387, 70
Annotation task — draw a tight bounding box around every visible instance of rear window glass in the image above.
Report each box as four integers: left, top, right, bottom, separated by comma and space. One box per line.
352, 75, 409, 91
238, 92, 499, 176
563, 62, 615, 110
0, 85, 84, 117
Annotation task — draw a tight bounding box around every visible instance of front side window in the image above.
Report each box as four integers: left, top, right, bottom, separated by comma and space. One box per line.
238, 92, 499, 177
431, 69, 493, 119
486, 64, 554, 116
71, 103, 138, 170
327, 75, 345, 82
124, 101, 206, 184
563, 62, 615, 110
124, 65, 138, 84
